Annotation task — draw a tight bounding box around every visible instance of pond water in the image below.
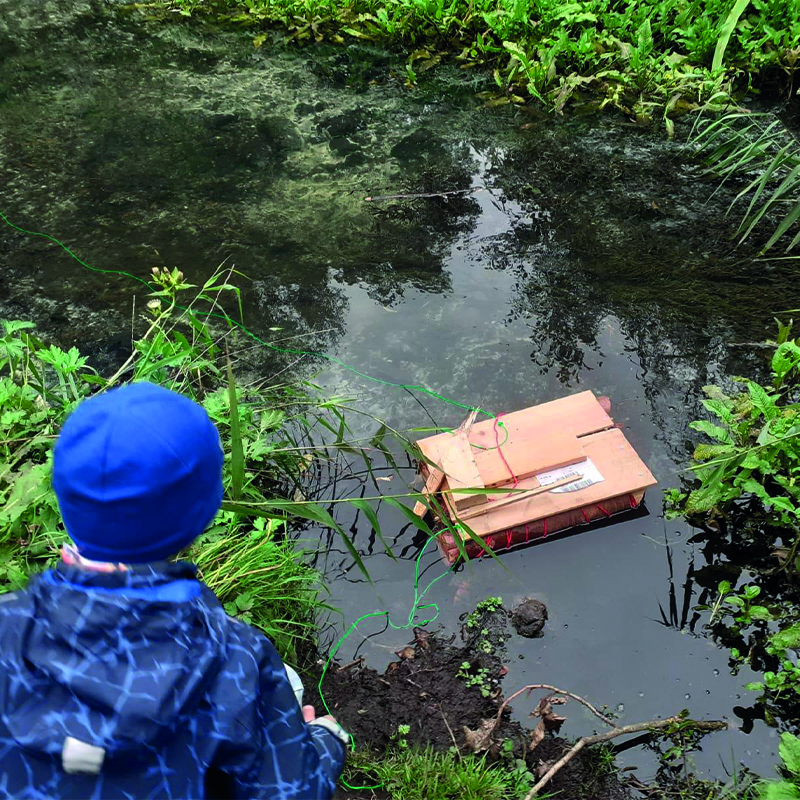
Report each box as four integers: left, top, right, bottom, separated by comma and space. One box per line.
2, 0, 798, 783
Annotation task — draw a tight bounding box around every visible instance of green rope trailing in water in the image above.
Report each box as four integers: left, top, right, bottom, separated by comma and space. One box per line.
0, 210, 497, 420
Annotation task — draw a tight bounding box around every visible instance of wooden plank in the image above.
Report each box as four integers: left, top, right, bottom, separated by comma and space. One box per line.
417, 392, 613, 466
454, 475, 578, 521
449, 427, 656, 539
438, 431, 487, 510
473, 426, 584, 487
412, 462, 445, 517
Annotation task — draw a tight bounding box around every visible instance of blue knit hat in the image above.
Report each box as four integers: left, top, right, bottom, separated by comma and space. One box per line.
53, 382, 224, 563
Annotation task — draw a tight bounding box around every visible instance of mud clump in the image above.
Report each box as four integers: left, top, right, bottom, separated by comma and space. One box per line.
512, 597, 548, 638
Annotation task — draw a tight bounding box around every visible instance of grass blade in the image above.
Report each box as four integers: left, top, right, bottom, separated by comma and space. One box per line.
226, 353, 245, 502
350, 498, 397, 561
712, 0, 750, 73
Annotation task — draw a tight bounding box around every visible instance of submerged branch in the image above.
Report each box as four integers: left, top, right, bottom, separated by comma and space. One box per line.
524, 714, 728, 799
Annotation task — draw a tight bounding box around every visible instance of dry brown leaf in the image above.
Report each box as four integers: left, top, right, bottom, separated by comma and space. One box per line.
528, 694, 567, 745
536, 759, 555, 778
529, 718, 547, 751
396, 646, 416, 661
462, 719, 496, 753
773, 547, 791, 563
413, 628, 432, 649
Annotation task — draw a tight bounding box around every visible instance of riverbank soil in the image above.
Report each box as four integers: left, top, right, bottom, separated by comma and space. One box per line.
322, 606, 633, 800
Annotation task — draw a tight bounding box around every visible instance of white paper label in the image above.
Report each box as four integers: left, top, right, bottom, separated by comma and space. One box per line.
535, 458, 604, 493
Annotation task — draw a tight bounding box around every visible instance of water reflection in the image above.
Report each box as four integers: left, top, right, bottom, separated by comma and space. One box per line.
0, 0, 791, 778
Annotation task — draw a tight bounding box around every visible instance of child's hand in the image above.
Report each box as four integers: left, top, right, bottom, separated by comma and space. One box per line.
302, 705, 338, 725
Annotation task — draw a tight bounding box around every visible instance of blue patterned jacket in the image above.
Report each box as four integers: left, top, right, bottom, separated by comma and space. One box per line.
0, 561, 345, 799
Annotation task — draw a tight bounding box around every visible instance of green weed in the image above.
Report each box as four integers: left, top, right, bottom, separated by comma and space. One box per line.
757, 732, 800, 798
344, 745, 550, 799
667, 321, 800, 708
132, 0, 800, 118
0, 266, 412, 662
693, 111, 800, 257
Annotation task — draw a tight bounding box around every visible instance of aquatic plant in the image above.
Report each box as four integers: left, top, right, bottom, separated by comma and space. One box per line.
757, 732, 800, 799
667, 321, 800, 712
133, 0, 799, 118
693, 111, 800, 257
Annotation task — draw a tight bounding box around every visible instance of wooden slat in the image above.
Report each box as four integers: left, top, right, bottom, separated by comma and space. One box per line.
473, 426, 584, 488
417, 392, 613, 465
412, 464, 445, 517
455, 475, 578, 520
449, 428, 656, 539
438, 431, 487, 510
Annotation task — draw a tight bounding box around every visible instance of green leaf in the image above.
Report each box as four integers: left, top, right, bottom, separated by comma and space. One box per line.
226, 358, 244, 502
0, 462, 53, 527
718, 580, 732, 595
744, 681, 764, 691
382, 496, 436, 539
1, 320, 36, 335
254, 499, 372, 585
236, 592, 254, 611
779, 732, 800, 777
773, 341, 800, 383
770, 496, 797, 515
741, 477, 772, 506
749, 605, 772, 620
724, 596, 745, 608
690, 419, 733, 443
712, 0, 751, 73
771, 622, 800, 650
685, 483, 725, 514
349, 498, 397, 561
748, 381, 779, 421
759, 782, 800, 800
694, 443, 735, 462
702, 398, 736, 425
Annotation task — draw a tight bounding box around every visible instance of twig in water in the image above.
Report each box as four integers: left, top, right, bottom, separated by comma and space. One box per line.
523, 714, 727, 799
336, 657, 365, 673
493, 684, 615, 731
364, 187, 485, 202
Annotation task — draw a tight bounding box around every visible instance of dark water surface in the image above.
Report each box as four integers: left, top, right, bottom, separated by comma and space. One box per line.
2, 0, 797, 782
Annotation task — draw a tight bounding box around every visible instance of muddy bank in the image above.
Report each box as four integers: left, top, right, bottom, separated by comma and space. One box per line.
319, 602, 721, 800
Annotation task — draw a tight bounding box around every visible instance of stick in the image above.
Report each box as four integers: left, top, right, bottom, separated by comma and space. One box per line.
453, 475, 578, 522
336, 657, 364, 673
523, 715, 728, 799
364, 187, 484, 202
493, 684, 615, 731
438, 704, 461, 754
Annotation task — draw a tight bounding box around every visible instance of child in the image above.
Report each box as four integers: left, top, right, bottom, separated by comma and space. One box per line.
0, 382, 347, 798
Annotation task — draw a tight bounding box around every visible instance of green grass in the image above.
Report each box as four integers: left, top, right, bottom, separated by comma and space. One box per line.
693, 110, 800, 257
344, 745, 551, 799
0, 266, 404, 664
136, 0, 799, 121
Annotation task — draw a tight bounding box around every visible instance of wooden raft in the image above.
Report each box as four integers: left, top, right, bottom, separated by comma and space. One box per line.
414, 391, 657, 563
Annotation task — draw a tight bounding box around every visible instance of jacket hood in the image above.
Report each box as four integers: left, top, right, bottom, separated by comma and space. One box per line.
7, 562, 226, 766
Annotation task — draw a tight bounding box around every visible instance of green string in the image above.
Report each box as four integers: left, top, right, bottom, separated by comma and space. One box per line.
1, 209, 491, 789
318, 534, 452, 788
0, 210, 496, 421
